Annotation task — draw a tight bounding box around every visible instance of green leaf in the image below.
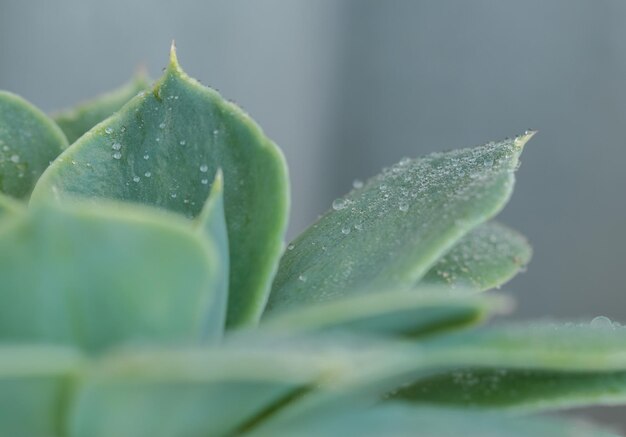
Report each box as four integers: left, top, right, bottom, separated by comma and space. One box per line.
53, 72, 151, 144
247, 404, 620, 437
194, 170, 229, 342
31, 45, 289, 329
0, 91, 68, 199
67, 340, 358, 437
0, 200, 221, 352
393, 322, 626, 412
266, 133, 534, 315
419, 221, 532, 291
261, 288, 510, 337
0, 191, 23, 218
393, 368, 626, 413
0, 344, 83, 437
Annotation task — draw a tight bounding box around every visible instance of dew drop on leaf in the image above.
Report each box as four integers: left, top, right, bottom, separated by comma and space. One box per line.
112, 152, 122, 160
332, 198, 347, 210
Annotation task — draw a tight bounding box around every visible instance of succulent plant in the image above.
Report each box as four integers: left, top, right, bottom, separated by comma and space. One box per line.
0, 44, 624, 436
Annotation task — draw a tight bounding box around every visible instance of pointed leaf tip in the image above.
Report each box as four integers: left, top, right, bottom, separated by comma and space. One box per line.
169, 41, 180, 72
515, 130, 537, 149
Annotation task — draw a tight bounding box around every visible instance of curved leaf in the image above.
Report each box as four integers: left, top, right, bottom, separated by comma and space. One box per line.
261, 288, 510, 337
53, 72, 151, 144
0, 91, 68, 199
419, 221, 532, 291
393, 322, 626, 412
32, 45, 289, 328
0, 191, 23, 218
67, 338, 366, 437
247, 404, 620, 437
0, 200, 221, 352
0, 344, 83, 437
266, 133, 534, 315
394, 368, 626, 414
195, 170, 229, 342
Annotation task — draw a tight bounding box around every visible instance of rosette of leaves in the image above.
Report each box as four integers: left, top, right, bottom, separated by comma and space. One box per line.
0, 44, 624, 437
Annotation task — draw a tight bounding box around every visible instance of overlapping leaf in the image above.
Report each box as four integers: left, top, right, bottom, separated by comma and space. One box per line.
0, 345, 83, 437
53, 72, 151, 144
32, 46, 289, 328
247, 404, 620, 437
0, 91, 68, 199
0, 200, 221, 352
266, 133, 534, 315
393, 322, 626, 413
261, 288, 510, 337
419, 221, 531, 291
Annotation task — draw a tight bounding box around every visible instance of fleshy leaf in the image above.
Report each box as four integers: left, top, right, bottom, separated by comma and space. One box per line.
32, 45, 289, 328
247, 404, 620, 437
194, 170, 229, 342
393, 322, 626, 412
0, 191, 23, 218
0, 344, 83, 437
67, 336, 374, 437
419, 221, 532, 291
266, 133, 534, 314
53, 72, 151, 144
261, 288, 510, 337
0, 200, 221, 352
0, 91, 68, 199
394, 368, 626, 413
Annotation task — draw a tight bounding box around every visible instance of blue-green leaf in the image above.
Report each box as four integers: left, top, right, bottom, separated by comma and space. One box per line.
0, 344, 83, 437
32, 45, 289, 329
0, 200, 221, 352
53, 72, 151, 144
419, 221, 532, 291
0, 91, 68, 199
266, 134, 533, 315
261, 288, 510, 337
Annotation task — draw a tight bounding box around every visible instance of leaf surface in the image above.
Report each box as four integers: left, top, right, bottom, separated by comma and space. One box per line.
261, 288, 509, 337
394, 322, 626, 412
0, 200, 221, 352
267, 133, 534, 314
32, 46, 289, 328
247, 404, 620, 437
53, 72, 151, 144
0, 344, 83, 437
419, 221, 531, 291
0, 91, 68, 199
195, 170, 229, 341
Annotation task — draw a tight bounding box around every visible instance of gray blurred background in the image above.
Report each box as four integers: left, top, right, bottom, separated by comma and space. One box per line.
1, 0, 626, 427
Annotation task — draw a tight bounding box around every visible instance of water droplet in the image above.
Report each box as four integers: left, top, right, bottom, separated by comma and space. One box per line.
354, 223, 364, 231
170, 193, 177, 198
341, 226, 351, 235
591, 316, 615, 329
201, 178, 209, 185
2, 145, 9, 152
200, 164, 208, 173
287, 244, 295, 251
143, 154, 150, 160
144, 171, 151, 177
352, 179, 364, 189
133, 176, 140, 183
156, 137, 160, 142
332, 198, 347, 210
159, 122, 166, 129
111, 142, 122, 151
9, 154, 20, 163
399, 201, 409, 212
298, 274, 307, 282
105, 127, 113, 134
179, 140, 186, 146
112, 152, 122, 160
213, 129, 219, 135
